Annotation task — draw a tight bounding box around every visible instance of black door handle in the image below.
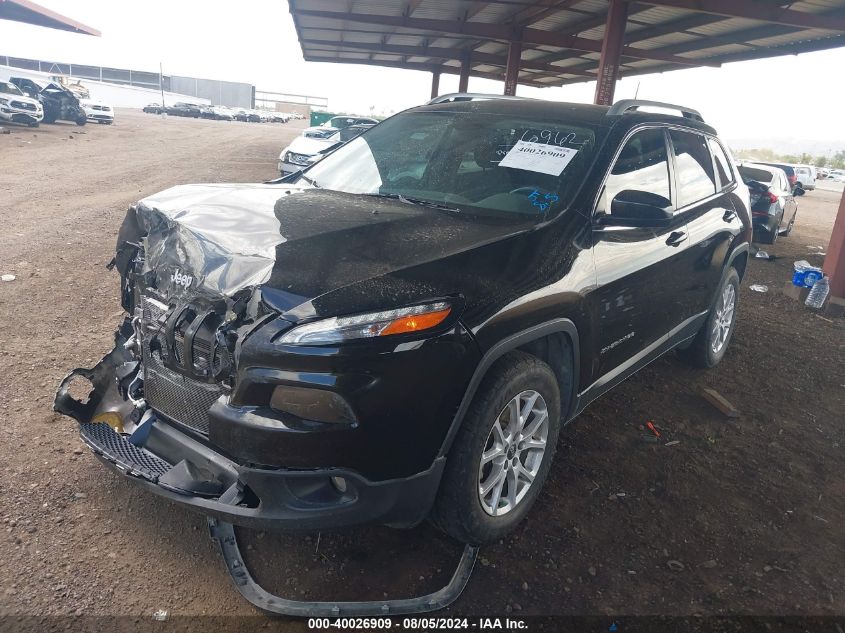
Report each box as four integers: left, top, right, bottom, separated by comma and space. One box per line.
666, 231, 687, 247
723, 209, 736, 222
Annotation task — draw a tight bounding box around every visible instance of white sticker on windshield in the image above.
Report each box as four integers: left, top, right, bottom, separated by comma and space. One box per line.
498, 140, 578, 176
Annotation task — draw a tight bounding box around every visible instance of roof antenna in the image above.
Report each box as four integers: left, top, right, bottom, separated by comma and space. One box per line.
633, 81, 641, 99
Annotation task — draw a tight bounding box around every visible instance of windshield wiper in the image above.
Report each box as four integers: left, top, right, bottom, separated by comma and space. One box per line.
363, 192, 460, 213
299, 173, 319, 188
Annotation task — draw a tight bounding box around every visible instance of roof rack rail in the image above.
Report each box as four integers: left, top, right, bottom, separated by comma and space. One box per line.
426, 92, 533, 105
607, 99, 704, 122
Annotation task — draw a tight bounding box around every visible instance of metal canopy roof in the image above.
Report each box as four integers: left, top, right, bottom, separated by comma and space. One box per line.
0, 0, 100, 36
288, 0, 845, 88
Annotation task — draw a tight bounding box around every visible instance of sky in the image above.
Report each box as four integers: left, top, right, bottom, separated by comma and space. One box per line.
1, 0, 844, 152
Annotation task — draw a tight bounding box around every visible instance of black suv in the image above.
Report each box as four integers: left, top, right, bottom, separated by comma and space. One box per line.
56, 97, 751, 545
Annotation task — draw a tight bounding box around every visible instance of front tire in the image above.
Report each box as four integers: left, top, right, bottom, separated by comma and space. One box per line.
432, 351, 562, 545
679, 268, 740, 369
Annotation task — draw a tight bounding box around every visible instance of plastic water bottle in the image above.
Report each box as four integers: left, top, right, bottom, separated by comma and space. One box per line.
805, 276, 830, 309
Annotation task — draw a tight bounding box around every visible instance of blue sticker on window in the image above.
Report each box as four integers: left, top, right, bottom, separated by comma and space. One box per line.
527, 189, 560, 212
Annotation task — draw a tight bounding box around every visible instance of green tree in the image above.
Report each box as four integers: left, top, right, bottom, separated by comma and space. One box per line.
813, 156, 827, 168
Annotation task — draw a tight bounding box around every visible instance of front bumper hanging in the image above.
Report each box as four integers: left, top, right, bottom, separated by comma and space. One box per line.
208, 517, 479, 617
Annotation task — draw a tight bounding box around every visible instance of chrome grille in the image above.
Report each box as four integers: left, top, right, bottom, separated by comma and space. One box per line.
11, 101, 36, 111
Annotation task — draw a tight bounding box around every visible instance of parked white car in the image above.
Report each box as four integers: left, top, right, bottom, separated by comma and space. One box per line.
793, 164, 816, 190
278, 123, 375, 175
303, 115, 378, 139
81, 99, 114, 124
0, 79, 43, 127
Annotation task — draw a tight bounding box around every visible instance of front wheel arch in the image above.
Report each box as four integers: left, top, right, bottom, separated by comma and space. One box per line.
437, 319, 580, 460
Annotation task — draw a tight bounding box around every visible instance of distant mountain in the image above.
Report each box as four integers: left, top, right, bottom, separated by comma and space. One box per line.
725, 137, 845, 157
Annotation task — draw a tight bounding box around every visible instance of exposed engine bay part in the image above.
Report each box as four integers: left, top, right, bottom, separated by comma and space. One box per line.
208, 517, 480, 617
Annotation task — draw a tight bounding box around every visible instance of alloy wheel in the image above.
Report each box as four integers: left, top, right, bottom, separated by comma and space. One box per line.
710, 283, 736, 354
478, 390, 549, 516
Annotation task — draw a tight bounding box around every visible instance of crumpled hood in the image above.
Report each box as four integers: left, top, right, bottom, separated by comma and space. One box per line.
131, 182, 534, 316
135, 183, 297, 299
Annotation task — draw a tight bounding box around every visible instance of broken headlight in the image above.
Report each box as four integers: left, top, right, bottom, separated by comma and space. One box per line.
278, 301, 453, 346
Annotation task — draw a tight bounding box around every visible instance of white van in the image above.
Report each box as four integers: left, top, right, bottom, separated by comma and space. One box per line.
794, 165, 816, 190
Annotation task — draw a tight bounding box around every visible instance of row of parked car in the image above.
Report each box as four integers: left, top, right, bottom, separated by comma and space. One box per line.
736, 161, 807, 245
143, 102, 302, 124
736, 160, 845, 243
0, 75, 113, 128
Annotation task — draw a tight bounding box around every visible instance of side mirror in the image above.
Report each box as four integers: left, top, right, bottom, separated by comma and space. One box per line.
793, 186, 805, 196
601, 190, 673, 227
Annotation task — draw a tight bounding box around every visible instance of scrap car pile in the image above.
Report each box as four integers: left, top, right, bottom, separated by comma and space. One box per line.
0, 75, 113, 128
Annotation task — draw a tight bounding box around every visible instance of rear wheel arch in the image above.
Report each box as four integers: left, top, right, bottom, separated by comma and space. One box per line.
731, 249, 748, 280
438, 319, 580, 460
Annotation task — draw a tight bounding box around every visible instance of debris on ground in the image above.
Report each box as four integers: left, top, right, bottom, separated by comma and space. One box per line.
701, 387, 740, 418
749, 284, 768, 292
646, 421, 661, 438
754, 250, 773, 260
1, 274, 16, 282
666, 560, 685, 572
151, 609, 169, 621
793, 261, 824, 288
0, 127, 9, 135
665, 440, 680, 447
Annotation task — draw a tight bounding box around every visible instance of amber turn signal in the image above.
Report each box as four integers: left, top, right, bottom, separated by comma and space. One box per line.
380, 307, 452, 336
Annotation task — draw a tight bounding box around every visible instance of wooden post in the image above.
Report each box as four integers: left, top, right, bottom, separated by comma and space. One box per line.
458, 50, 471, 92
594, 0, 629, 105
431, 68, 441, 99
823, 188, 845, 300
504, 38, 522, 96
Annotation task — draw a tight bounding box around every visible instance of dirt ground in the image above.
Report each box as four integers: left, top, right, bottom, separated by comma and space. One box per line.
1, 110, 843, 627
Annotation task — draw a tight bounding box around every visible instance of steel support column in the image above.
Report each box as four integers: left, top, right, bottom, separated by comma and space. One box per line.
503, 38, 523, 96
593, 0, 629, 105
458, 50, 471, 92
823, 188, 845, 300
431, 68, 441, 99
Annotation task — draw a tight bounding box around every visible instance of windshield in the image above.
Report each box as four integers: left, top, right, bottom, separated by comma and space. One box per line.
300, 110, 596, 220
0, 81, 24, 96
328, 116, 356, 129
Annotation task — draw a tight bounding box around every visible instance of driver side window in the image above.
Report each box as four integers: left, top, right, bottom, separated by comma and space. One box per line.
599, 128, 672, 215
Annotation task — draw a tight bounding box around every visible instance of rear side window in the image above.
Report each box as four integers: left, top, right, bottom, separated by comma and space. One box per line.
669, 130, 717, 208
708, 139, 735, 189
738, 166, 774, 184
600, 128, 671, 215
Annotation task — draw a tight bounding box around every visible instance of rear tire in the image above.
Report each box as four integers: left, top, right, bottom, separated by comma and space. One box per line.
431, 351, 562, 545
679, 268, 740, 369
783, 213, 795, 237
761, 212, 782, 244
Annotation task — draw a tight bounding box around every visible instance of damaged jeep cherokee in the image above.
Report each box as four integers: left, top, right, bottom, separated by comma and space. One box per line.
55, 98, 750, 545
